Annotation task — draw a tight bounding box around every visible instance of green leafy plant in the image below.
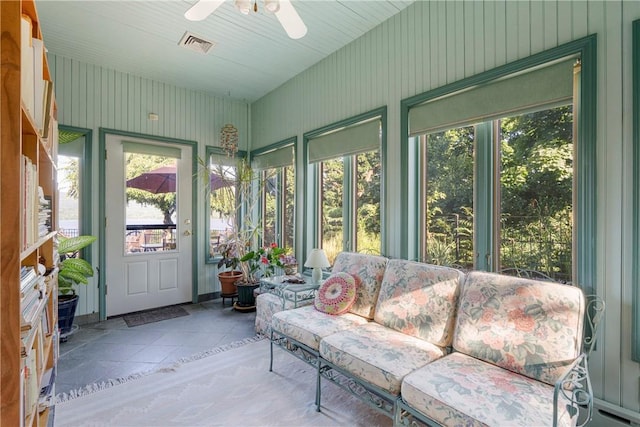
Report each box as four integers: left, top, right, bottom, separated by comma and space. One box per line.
239, 243, 287, 283
58, 235, 97, 295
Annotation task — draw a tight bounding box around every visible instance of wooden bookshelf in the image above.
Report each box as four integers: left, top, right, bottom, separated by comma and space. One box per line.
1, 1, 58, 425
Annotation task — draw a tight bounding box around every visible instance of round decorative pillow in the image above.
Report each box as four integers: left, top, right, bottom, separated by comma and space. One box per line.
314, 272, 357, 315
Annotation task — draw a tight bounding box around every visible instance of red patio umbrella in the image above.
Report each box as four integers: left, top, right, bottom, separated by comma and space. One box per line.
126, 165, 230, 194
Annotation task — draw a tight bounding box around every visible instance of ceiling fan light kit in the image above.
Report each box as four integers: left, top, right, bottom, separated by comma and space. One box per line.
185, 0, 307, 39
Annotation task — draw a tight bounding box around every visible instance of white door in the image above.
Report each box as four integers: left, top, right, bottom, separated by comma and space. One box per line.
105, 134, 193, 316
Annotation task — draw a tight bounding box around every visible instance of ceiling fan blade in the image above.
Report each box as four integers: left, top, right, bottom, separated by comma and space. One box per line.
184, 0, 226, 21
274, 0, 307, 39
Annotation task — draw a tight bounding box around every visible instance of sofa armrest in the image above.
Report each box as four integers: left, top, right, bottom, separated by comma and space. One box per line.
553, 353, 592, 427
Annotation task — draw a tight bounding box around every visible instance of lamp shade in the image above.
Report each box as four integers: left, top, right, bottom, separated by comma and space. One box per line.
304, 248, 330, 269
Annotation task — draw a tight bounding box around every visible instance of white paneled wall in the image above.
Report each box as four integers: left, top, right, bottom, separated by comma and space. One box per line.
49, 54, 249, 318
251, 0, 640, 418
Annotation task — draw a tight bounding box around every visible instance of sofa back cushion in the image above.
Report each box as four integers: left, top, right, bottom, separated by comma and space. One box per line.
331, 252, 388, 320
453, 271, 585, 385
373, 260, 464, 347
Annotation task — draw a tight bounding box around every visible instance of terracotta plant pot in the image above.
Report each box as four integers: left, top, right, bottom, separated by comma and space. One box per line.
218, 270, 242, 296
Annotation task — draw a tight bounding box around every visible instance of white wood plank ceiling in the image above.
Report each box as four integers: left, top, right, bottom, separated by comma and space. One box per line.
36, 0, 415, 102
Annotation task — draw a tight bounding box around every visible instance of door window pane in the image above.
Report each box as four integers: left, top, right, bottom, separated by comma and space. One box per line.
125, 153, 177, 254
499, 105, 573, 282
423, 126, 475, 269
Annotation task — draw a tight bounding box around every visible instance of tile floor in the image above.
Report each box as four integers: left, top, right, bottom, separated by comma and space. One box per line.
56, 300, 257, 395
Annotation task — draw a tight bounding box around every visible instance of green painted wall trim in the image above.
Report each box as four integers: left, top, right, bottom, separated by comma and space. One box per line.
58, 125, 93, 268
400, 35, 597, 291
632, 19, 640, 362
98, 128, 198, 320
474, 122, 494, 271
250, 136, 296, 158
302, 106, 387, 262
249, 136, 297, 257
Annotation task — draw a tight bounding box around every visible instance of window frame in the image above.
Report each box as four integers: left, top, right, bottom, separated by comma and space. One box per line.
632, 19, 640, 361
58, 125, 93, 266
250, 137, 297, 251
303, 107, 387, 264
204, 146, 247, 264
401, 36, 597, 296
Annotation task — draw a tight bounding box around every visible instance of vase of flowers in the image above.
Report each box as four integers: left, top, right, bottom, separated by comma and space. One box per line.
281, 254, 298, 275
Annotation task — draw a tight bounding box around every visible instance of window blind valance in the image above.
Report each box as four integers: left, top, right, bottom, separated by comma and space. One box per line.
251, 145, 294, 170
308, 119, 381, 163
122, 141, 182, 159
210, 153, 244, 168
409, 58, 575, 136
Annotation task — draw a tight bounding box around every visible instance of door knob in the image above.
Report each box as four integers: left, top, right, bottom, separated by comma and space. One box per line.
183, 230, 192, 236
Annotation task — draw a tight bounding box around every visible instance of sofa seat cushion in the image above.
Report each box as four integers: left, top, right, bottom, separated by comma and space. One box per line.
401, 352, 576, 427
453, 271, 585, 385
373, 259, 463, 346
319, 323, 446, 395
271, 305, 368, 350
255, 292, 313, 336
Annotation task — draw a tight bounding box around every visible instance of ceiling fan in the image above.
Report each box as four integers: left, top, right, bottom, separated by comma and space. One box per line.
184, 0, 307, 40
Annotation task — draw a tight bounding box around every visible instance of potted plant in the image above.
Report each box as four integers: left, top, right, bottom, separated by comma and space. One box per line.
204, 148, 287, 309
57, 234, 97, 340
235, 243, 288, 308
216, 241, 243, 297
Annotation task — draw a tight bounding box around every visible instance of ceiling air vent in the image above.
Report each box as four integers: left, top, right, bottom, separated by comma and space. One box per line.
178, 31, 215, 54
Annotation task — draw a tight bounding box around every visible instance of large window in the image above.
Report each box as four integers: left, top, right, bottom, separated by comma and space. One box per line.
252, 139, 296, 251
206, 147, 245, 261
404, 38, 597, 293
58, 125, 92, 257
305, 109, 386, 265
422, 126, 474, 269
420, 105, 573, 282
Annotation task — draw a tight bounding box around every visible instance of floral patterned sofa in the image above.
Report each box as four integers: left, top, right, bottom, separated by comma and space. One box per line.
269, 254, 600, 427
256, 252, 388, 337
268, 252, 388, 365
396, 271, 592, 426
271, 256, 464, 416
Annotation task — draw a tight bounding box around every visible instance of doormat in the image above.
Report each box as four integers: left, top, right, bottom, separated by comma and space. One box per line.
123, 305, 189, 327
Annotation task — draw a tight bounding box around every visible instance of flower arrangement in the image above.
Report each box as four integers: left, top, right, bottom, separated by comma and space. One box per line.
239, 243, 289, 283
280, 253, 298, 275
279, 254, 296, 265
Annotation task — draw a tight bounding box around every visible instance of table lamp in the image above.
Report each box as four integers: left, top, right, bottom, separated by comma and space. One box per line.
304, 248, 330, 285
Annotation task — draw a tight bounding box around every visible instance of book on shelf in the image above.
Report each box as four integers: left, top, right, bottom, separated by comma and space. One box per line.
41, 81, 54, 140
38, 187, 52, 237
21, 155, 40, 249
32, 37, 45, 133
20, 324, 38, 357
20, 14, 34, 117
21, 278, 45, 331
20, 266, 39, 296
23, 350, 39, 418
38, 367, 55, 412
41, 304, 50, 336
